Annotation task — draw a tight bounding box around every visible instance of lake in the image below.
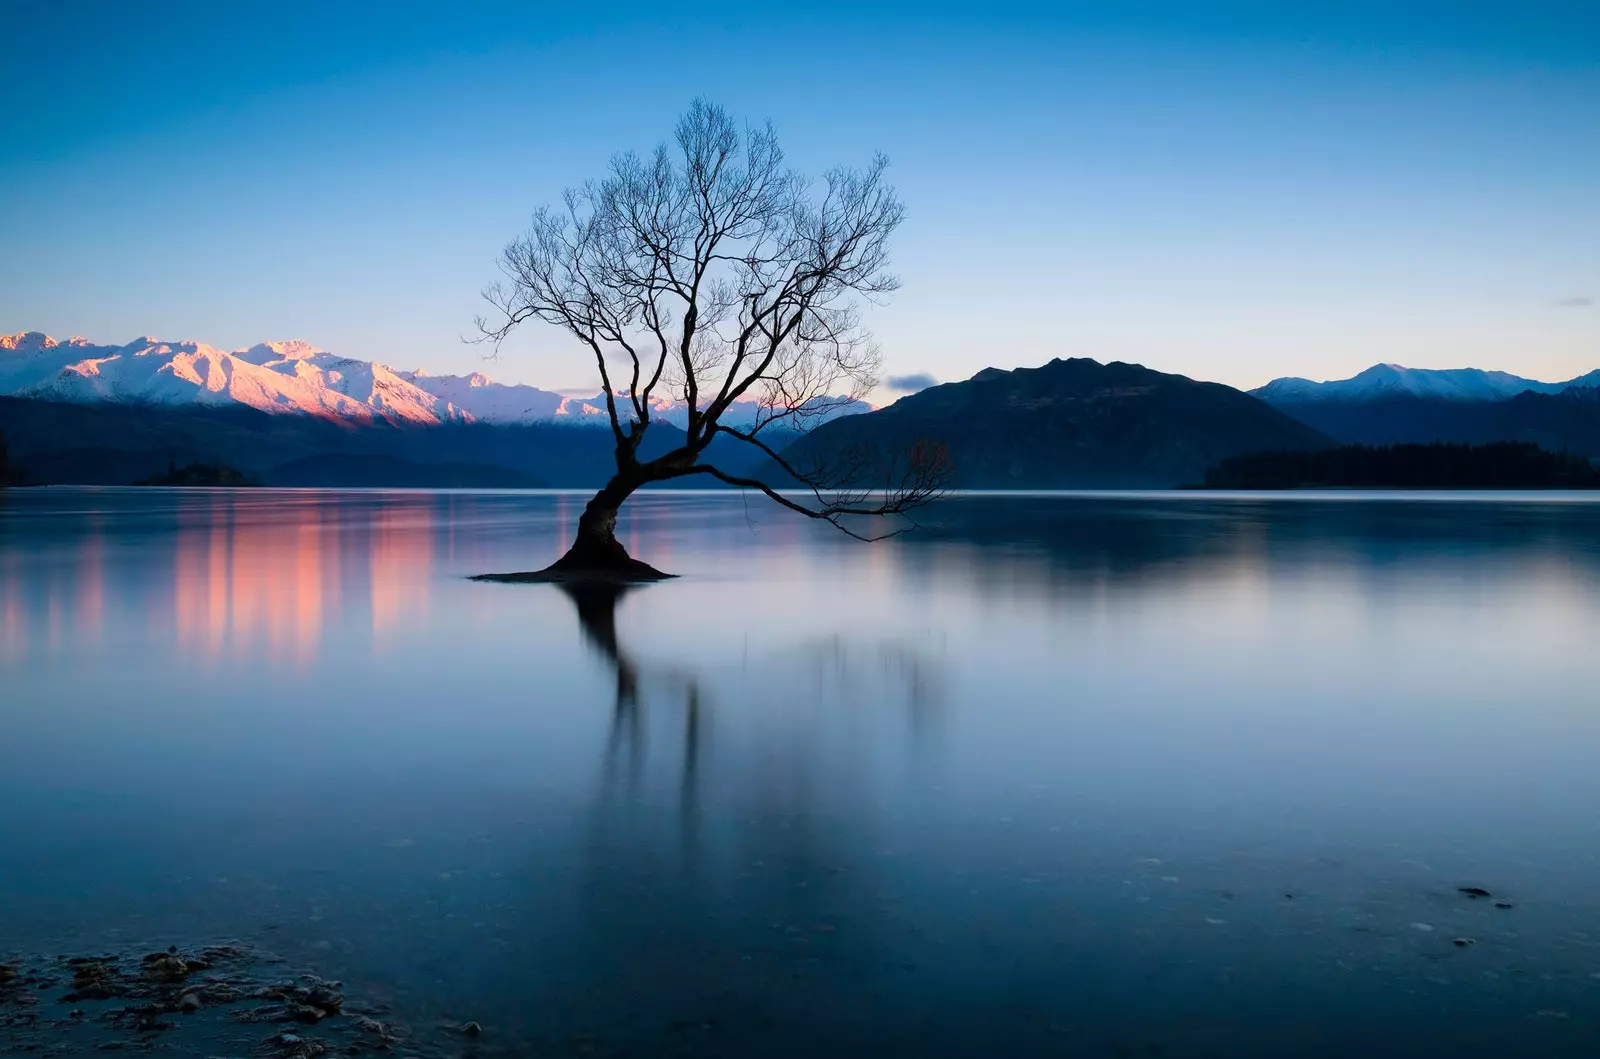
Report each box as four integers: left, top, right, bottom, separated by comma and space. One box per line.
3, 487, 1600, 1057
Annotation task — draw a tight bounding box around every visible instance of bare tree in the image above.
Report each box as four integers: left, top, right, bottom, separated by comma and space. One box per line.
476, 100, 947, 579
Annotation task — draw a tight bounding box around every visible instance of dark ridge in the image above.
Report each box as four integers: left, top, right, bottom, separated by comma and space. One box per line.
1198, 442, 1600, 490
776, 357, 1332, 489
1264, 387, 1600, 455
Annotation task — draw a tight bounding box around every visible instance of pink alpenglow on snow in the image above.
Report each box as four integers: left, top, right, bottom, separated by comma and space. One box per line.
0, 332, 872, 429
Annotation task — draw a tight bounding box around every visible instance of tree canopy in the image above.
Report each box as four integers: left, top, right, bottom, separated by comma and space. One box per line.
477, 101, 945, 578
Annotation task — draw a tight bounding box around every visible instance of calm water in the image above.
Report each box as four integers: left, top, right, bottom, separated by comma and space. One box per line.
4, 487, 1600, 1056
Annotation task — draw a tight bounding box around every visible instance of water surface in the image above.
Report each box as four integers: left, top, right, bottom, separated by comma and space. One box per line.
4, 488, 1600, 1056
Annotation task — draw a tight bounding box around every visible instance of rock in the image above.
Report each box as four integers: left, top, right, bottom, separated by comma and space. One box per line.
179, 992, 202, 1013
69, 961, 119, 1000
294, 1005, 328, 1023
305, 985, 344, 1013
1453, 938, 1476, 948
142, 955, 190, 982
461, 1020, 483, 1037
1458, 887, 1493, 899
1495, 902, 1514, 910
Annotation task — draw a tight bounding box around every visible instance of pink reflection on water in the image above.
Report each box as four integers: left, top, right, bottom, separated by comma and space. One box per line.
169, 495, 348, 668
370, 500, 433, 648
2, 549, 24, 662
76, 517, 104, 638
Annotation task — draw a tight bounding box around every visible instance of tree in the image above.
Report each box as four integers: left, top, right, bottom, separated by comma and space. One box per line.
477, 101, 947, 580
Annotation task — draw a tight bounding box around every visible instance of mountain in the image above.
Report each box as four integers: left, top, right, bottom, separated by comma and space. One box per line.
0, 333, 471, 425
1200, 442, 1600, 490
0, 332, 869, 430
0, 395, 637, 486
1259, 387, 1600, 455
1252, 363, 1593, 404
0, 393, 786, 488
777, 358, 1333, 489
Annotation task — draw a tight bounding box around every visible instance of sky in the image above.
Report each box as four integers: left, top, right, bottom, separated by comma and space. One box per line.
1, 0, 1595, 398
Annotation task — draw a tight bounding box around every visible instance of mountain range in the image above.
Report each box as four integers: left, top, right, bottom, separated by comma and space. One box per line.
1252, 363, 1600, 404
1248, 363, 1600, 455
3, 328, 1597, 489
0, 332, 869, 430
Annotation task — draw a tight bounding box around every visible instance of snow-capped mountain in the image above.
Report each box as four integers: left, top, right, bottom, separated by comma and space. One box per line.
0, 332, 870, 429
0, 333, 475, 425
1252, 364, 1592, 404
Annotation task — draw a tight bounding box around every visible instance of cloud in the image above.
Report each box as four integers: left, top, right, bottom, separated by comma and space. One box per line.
1555, 296, 1593, 308
885, 372, 938, 393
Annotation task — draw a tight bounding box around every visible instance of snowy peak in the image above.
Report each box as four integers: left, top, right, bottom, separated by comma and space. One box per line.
399, 370, 567, 423
0, 330, 871, 431
236, 340, 325, 364
2, 331, 75, 355
1253, 364, 1582, 404
0, 332, 468, 426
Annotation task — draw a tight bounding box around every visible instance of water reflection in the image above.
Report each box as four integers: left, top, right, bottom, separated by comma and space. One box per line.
7, 490, 1600, 1057
0, 491, 462, 667
907, 493, 1600, 588
512, 580, 951, 1054
564, 581, 707, 817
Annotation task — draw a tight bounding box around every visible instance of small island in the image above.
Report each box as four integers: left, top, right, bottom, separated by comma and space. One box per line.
1199, 442, 1600, 490
134, 462, 257, 487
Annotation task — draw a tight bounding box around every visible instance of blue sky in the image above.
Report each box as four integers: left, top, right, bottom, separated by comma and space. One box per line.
2, 0, 1595, 396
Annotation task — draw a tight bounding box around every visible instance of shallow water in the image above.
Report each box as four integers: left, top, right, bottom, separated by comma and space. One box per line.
4, 487, 1600, 1057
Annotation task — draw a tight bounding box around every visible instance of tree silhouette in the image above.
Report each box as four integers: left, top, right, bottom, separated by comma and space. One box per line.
477, 101, 946, 580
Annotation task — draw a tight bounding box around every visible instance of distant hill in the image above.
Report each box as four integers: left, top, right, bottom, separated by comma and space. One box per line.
1253, 363, 1599, 404
0, 395, 789, 488
1201, 442, 1600, 490
779, 358, 1332, 489
1264, 387, 1600, 455
135, 462, 258, 487
0, 396, 624, 486
1253, 363, 1600, 456
261, 455, 548, 488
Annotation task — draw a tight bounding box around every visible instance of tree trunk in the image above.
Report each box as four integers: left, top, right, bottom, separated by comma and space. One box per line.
542, 475, 671, 580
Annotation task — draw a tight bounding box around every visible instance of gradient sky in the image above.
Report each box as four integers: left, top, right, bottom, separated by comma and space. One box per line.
2, 0, 1595, 398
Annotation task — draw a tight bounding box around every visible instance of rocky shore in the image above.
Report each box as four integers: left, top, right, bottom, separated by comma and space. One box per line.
0, 943, 469, 1057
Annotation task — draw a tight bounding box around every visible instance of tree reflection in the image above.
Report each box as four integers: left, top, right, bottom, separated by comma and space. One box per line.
563, 581, 705, 837
513, 583, 947, 1055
